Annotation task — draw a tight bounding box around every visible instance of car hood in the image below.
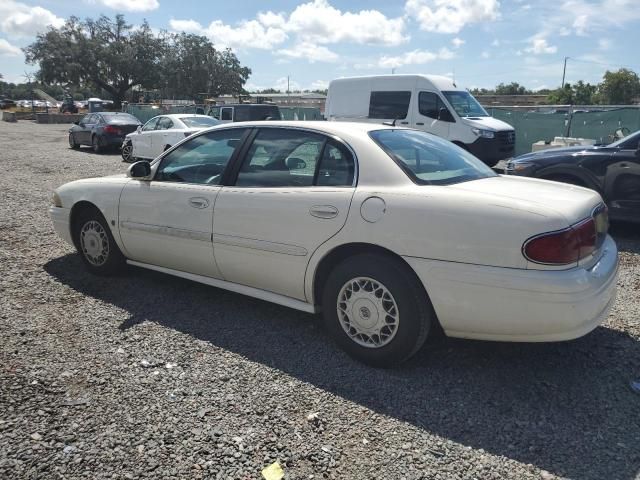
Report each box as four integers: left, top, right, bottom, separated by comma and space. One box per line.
461, 116, 514, 132
449, 175, 602, 224
514, 145, 615, 162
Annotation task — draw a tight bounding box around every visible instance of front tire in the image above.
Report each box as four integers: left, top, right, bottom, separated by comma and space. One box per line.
73, 209, 125, 275
322, 254, 433, 367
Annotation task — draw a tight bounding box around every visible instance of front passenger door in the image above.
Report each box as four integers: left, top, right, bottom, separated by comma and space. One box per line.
212, 128, 357, 300
118, 128, 250, 278
413, 91, 452, 139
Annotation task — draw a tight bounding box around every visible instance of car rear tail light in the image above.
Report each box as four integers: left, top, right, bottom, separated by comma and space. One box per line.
523, 213, 603, 266
104, 125, 122, 135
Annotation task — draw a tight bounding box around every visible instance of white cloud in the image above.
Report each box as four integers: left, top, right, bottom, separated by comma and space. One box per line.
525, 37, 557, 54
276, 42, 339, 63
0, 38, 21, 56
481, 50, 490, 59
452, 37, 465, 48
308, 79, 329, 90
377, 47, 454, 68
169, 18, 288, 50
405, 0, 500, 34
598, 38, 611, 51
491, 38, 500, 47
286, 0, 407, 46
0, 1, 64, 37
170, 0, 408, 52
95, 0, 159, 12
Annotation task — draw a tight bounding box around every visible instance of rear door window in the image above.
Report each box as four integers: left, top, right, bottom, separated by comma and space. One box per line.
368, 91, 411, 119
221, 108, 233, 121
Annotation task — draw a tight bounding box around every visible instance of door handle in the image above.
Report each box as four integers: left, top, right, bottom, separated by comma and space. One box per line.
619, 163, 629, 168
188, 197, 209, 209
310, 205, 338, 219
416, 122, 424, 125
400, 121, 409, 124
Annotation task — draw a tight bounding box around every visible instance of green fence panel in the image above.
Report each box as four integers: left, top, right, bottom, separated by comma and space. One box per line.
569, 108, 640, 144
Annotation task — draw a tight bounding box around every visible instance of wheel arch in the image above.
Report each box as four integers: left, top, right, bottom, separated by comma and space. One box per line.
69, 201, 103, 249
535, 166, 601, 192
311, 242, 442, 331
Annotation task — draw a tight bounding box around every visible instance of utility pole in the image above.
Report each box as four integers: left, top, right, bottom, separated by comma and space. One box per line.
561, 57, 569, 88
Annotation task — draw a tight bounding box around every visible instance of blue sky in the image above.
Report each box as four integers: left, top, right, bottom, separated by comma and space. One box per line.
1, 0, 639, 92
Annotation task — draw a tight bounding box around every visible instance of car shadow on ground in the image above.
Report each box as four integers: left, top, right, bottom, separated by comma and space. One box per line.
44, 254, 640, 480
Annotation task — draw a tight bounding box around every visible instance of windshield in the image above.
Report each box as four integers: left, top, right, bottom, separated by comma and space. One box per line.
369, 129, 496, 185
609, 129, 640, 149
442, 91, 488, 118
101, 113, 140, 124
180, 116, 221, 128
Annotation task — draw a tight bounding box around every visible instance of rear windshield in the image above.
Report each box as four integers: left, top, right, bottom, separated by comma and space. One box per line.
180, 116, 221, 128
101, 113, 140, 124
369, 129, 496, 185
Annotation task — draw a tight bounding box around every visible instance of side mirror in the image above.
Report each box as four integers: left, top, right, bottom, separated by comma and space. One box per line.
136, 126, 142, 133
127, 161, 151, 179
438, 108, 454, 123
73, 121, 79, 125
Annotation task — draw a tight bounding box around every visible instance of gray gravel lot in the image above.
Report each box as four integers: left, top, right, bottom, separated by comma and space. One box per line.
1, 121, 639, 480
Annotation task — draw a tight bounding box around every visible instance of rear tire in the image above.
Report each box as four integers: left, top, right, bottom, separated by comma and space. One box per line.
91, 135, 102, 154
121, 140, 134, 162
68, 133, 80, 149
322, 254, 433, 367
73, 208, 125, 275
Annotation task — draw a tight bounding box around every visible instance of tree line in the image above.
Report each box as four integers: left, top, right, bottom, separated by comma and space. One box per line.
20, 14, 251, 107
470, 69, 640, 105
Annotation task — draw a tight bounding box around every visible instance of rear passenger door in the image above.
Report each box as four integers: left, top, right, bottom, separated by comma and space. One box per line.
212, 127, 357, 300
150, 116, 175, 157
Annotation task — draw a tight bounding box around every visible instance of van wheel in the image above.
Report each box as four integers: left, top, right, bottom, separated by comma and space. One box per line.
322, 254, 433, 367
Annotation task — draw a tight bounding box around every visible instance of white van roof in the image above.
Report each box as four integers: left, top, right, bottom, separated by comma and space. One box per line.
328, 74, 463, 92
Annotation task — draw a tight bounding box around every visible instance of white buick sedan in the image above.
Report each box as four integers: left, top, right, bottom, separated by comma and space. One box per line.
121, 114, 220, 162
50, 121, 618, 366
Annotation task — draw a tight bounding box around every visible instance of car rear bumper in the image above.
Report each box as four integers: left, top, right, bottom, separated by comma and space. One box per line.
49, 206, 73, 246
403, 234, 618, 342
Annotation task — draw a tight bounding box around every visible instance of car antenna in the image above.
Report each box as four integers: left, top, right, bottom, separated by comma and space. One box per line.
382, 117, 399, 127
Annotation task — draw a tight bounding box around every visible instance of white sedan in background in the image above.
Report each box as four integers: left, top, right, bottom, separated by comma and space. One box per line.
121, 114, 220, 162
50, 121, 618, 367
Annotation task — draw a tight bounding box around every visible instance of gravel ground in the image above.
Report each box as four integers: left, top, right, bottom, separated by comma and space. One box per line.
1, 121, 639, 480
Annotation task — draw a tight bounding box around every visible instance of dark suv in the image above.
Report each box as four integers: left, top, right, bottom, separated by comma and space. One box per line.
207, 104, 281, 123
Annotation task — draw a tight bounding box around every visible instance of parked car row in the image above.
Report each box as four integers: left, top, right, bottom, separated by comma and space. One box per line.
68, 112, 141, 153
51, 121, 618, 367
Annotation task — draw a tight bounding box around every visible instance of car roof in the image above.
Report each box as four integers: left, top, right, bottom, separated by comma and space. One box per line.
205, 120, 402, 136
150, 114, 212, 120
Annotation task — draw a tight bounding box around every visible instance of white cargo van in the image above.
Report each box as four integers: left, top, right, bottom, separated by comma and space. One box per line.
325, 74, 515, 166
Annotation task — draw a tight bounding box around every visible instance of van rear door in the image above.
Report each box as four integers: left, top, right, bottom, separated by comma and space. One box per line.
411, 91, 452, 140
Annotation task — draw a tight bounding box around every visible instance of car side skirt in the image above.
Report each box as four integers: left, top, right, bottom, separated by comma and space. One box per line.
126, 260, 318, 314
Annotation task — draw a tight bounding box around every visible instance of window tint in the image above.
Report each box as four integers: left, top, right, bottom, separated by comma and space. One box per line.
317, 141, 355, 186
236, 129, 324, 187
221, 108, 233, 121
234, 107, 250, 122
156, 117, 174, 130
368, 91, 411, 119
155, 128, 247, 185
80, 114, 92, 124
418, 92, 455, 122
369, 129, 496, 186
142, 117, 159, 131
208, 107, 220, 119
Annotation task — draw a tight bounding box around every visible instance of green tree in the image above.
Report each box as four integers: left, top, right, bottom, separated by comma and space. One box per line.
494, 82, 530, 95
547, 83, 574, 104
572, 80, 597, 104
598, 68, 640, 104
160, 33, 251, 99
24, 15, 164, 108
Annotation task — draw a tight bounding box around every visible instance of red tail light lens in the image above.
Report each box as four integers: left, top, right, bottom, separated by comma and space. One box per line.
104, 125, 121, 135
523, 217, 598, 265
